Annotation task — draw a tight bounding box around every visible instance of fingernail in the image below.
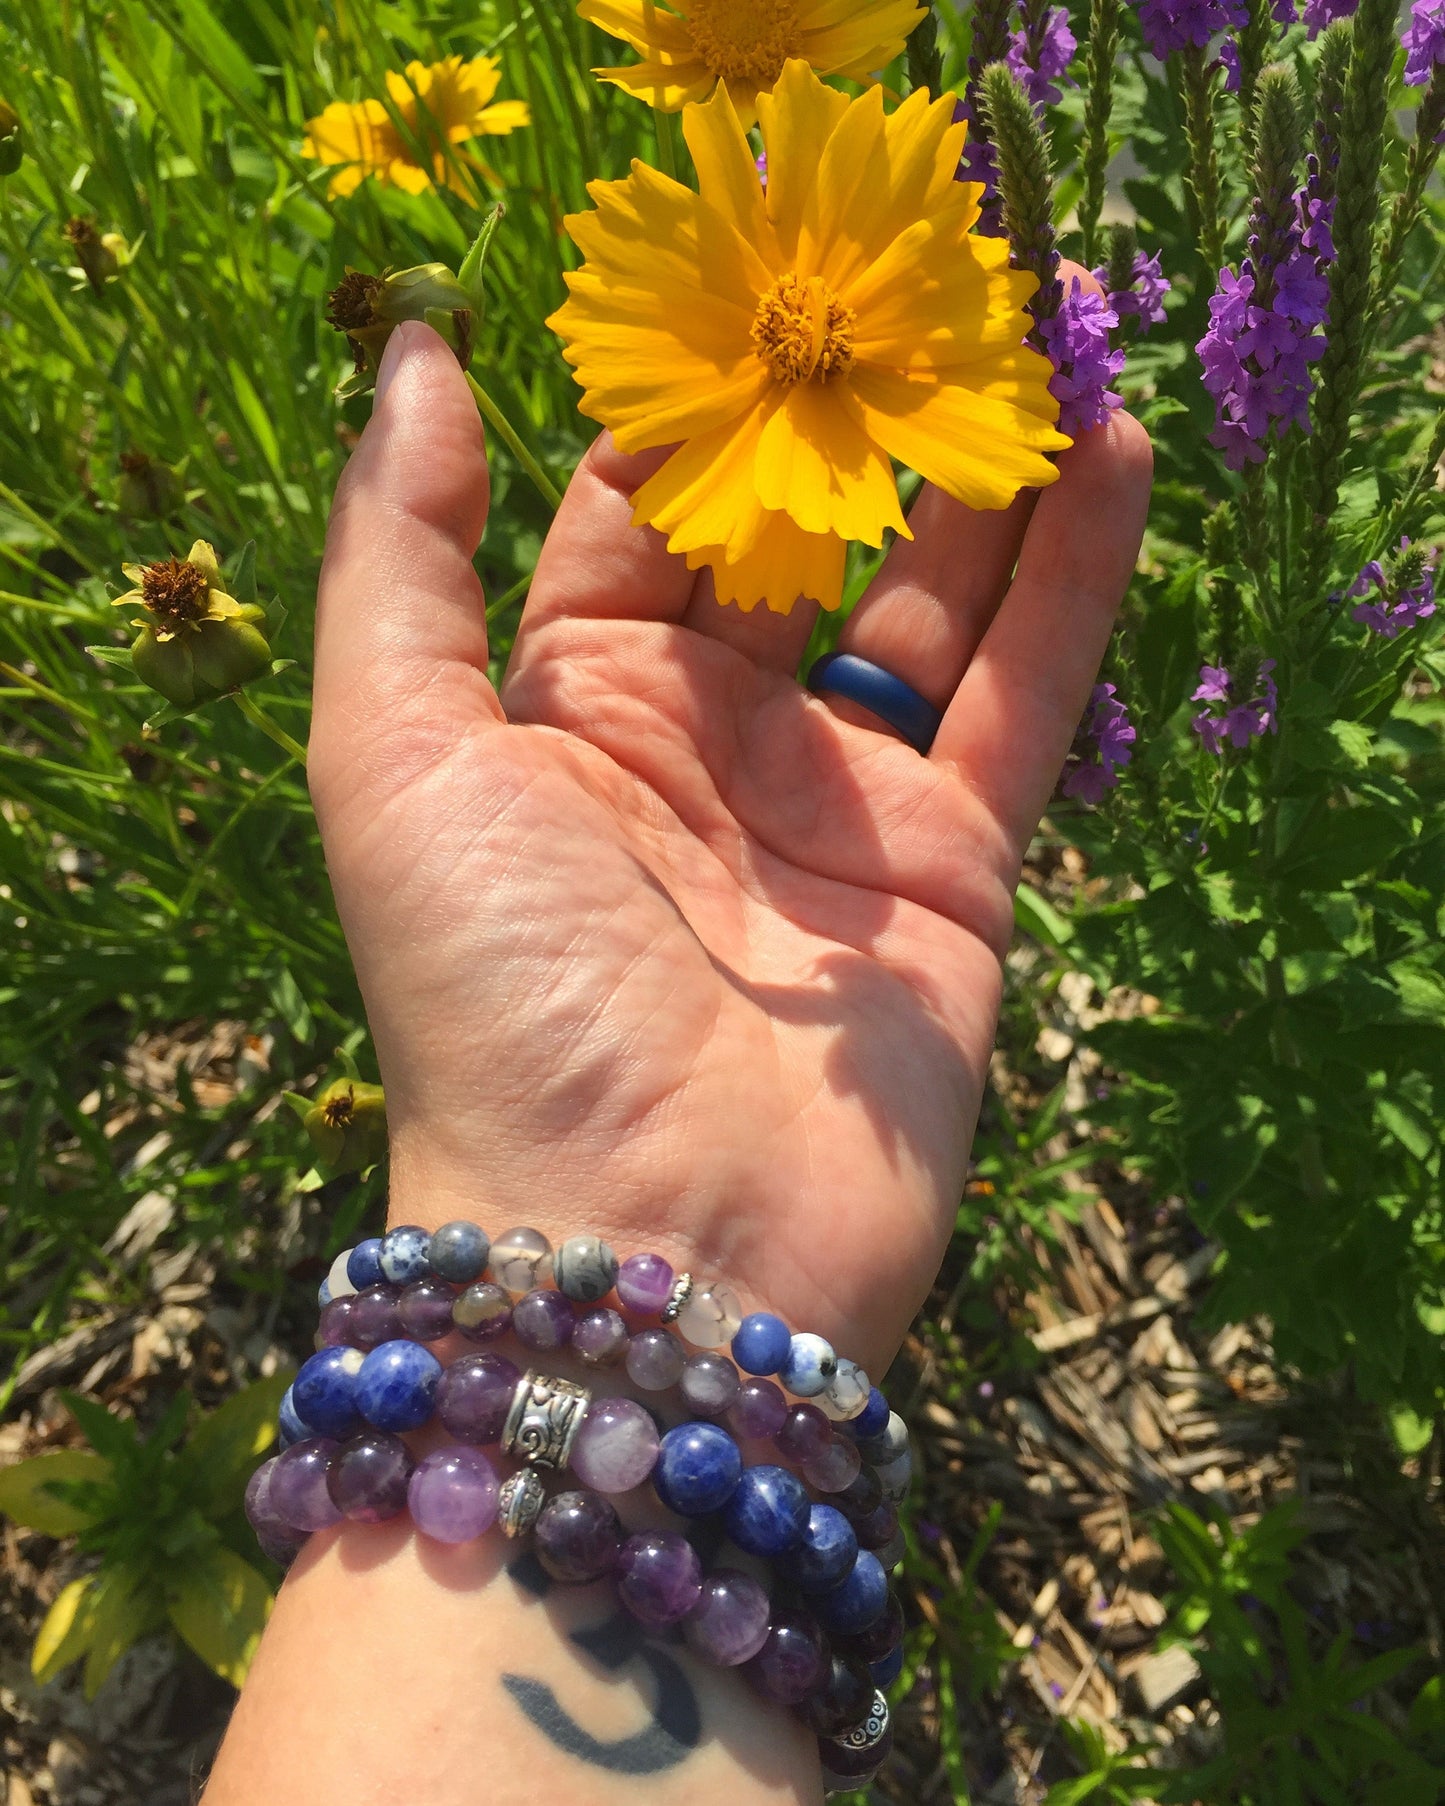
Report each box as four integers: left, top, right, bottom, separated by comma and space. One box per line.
374, 322, 413, 407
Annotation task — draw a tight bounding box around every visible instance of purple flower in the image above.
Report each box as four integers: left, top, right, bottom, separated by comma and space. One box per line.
1006, 6, 1077, 107
952, 95, 1005, 235
1061, 682, 1136, 802
1347, 538, 1438, 636
1093, 249, 1171, 331
1137, 0, 1248, 59
1403, 0, 1445, 84
755, 150, 768, 190
1196, 177, 1336, 468
1302, 0, 1357, 33
1039, 277, 1126, 437
1191, 660, 1279, 753
1220, 37, 1242, 91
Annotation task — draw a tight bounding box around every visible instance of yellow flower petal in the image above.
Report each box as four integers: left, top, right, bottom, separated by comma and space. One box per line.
186, 540, 223, 587
473, 100, 531, 136
591, 57, 716, 111
687, 510, 848, 614
753, 381, 907, 544
851, 359, 1069, 510
756, 60, 850, 269
801, 0, 928, 77
631, 394, 786, 555
682, 82, 775, 262
301, 99, 401, 176
578, 0, 697, 59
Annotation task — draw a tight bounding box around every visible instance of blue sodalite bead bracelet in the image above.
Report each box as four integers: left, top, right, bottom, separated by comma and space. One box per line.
252, 1218, 914, 1790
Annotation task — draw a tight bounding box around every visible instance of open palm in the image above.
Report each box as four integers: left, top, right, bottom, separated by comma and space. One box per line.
309, 321, 1151, 1376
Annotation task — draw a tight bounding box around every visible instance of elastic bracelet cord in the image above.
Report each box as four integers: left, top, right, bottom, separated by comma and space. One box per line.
248, 1220, 912, 1789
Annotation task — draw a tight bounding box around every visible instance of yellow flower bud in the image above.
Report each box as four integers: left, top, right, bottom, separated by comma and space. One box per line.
326, 264, 476, 398
114, 540, 273, 708
0, 102, 21, 177
303, 1078, 388, 1172
63, 218, 132, 295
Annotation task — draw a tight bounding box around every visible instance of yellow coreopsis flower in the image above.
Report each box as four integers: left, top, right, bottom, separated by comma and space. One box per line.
547, 60, 1069, 615
302, 55, 530, 199
580, 0, 927, 125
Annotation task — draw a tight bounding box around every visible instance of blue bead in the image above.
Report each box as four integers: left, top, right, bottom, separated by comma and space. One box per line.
380, 1224, 432, 1285
731, 1312, 791, 1376
428, 1220, 490, 1284
356, 1339, 443, 1431
317, 1277, 333, 1308
278, 1384, 309, 1445
780, 1332, 836, 1398
722, 1464, 809, 1556
845, 1387, 890, 1442
813, 1550, 888, 1635
293, 1346, 367, 1438
653, 1422, 742, 1517
870, 1644, 905, 1688
795, 1503, 859, 1591
347, 1237, 385, 1290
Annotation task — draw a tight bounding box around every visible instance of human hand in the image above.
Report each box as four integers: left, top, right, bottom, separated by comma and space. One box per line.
310, 303, 1151, 1377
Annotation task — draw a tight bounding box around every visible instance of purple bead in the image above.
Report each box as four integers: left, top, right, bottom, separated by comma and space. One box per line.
804, 1652, 875, 1735
616, 1252, 674, 1315
854, 1500, 899, 1551
535, 1490, 623, 1584
871, 1645, 905, 1688
570, 1396, 660, 1493
837, 1468, 883, 1519
616, 1532, 703, 1628
573, 1307, 629, 1366
408, 1446, 499, 1543
452, 1280, 512, 1342
398, 1277, 458, 1342
803, 1436, 863, 1493
316, 1296, 358, 1348
840, 1590, 904, 1664
349, 1283, 404, 1350
326, 1431, 413, 1522
269, 1438, 342, 1533
684, 1568, 771, 1666
625, 1327, 684, 1391
680, 1351, 741, 1416
745, 1606, 829, 1704
244, 1457, 283, 1537
435, 1351, 522, 1445
728, 1377, 788, 1440
513, 1286, 575, 1352
256, 1526, 307, 1567
355, 1339, 442, 1431
776, 1402, 832, 1463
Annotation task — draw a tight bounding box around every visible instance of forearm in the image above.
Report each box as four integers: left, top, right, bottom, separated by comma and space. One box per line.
207, 1519, 821, 1806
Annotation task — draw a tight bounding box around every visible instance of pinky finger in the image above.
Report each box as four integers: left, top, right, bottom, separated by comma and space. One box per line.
933, 410, 1153, 851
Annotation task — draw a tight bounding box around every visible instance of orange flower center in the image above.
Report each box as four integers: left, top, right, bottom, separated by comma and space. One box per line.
685, 0, 804, 88
751, 274, 856, 385
139, 557, 210, 625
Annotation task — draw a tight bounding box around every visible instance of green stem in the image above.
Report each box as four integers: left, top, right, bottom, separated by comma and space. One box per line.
465, 372, 565, 511
1078, 0, 1121, 265
655, 109, 678, 181
233, 691, 308, 765
1274, 433, 1295, 620
1374, 70, 1445, 308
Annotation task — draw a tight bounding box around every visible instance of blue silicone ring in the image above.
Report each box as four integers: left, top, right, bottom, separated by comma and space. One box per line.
806, 652, 942, 754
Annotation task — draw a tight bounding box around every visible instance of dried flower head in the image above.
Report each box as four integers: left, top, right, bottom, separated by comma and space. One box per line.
112, 540, 271, 708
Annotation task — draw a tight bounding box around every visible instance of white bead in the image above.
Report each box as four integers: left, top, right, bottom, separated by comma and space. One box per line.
818, 1358, 870, 1422
875, 1449, 913, 1502
676, 1281, 742, 1349
488, 1226, 554, 1296
780, 1332, 837, 1398
327, 1249, 359, 1300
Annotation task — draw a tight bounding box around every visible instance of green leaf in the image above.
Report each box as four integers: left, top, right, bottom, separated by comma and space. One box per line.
60, 1392, 141, 1466
167, 1547, 274, 1687
0, 1450, 111, 1535
83, 644, 137, 668
81, 1566, 162, 1699
267, 965, 313, 1044
31, 1575, 99, 1684
1329, 718, 1375, 767
180, 1373, 293, 1515
226, 539, 258, 605
1014, 881, 1074, 952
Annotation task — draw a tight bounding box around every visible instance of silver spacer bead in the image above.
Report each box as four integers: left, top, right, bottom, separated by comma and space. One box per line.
829, 1690, 890, 1756
660, 1271, 693, 1324
501, 1370, 592, 1470
497, 1467, 546, 1538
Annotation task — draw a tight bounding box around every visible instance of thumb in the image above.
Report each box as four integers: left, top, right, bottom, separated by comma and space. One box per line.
311, 321, 502, 813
